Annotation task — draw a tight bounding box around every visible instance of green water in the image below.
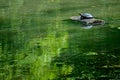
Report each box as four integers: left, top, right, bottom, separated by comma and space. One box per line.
0, 0, 120, 80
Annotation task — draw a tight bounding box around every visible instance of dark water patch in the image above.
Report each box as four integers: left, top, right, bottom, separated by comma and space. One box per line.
51, 48, 120, 79
51, 27, 120, 79
68, 27, 120, 53
41, 9, 58, 17
0, 17, 11, 29
0, 0, 9, 8
0, 30, 25, 53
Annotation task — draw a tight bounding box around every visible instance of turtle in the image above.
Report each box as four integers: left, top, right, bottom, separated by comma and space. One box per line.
70, 13, 94, 21
70, 13, 105, 26
80, 13, 94, 20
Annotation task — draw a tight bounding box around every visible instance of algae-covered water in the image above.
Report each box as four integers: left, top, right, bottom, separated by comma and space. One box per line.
0, 0, 120, 80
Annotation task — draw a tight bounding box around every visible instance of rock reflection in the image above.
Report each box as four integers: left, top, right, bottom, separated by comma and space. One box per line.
82, 25, 93, 29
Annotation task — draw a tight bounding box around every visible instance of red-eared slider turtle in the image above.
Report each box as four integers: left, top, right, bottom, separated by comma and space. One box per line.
80, 13, 94, 20
70, 13, 105, 26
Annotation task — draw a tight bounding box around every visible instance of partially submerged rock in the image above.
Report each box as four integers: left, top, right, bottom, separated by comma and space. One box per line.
70, 16, 81, 21
70, 13, 105, 26
81, 18, 105, 26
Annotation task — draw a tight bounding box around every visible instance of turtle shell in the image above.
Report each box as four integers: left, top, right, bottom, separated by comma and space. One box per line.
81, 13, 93, 18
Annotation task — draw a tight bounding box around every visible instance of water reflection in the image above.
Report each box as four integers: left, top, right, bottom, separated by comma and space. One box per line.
82, 25, 93, 29
50, 27, 120, 79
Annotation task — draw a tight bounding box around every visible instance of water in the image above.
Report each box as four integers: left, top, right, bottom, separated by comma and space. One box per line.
0, 0, 120, 80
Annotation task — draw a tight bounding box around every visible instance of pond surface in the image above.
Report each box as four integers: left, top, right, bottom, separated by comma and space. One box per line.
0, 0, 120, 80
